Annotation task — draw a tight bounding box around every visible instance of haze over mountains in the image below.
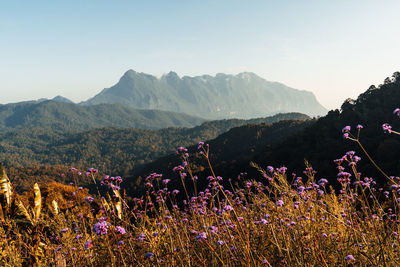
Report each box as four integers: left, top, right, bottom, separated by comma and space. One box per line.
84, 70, 327, 119
0, 70, 327, 132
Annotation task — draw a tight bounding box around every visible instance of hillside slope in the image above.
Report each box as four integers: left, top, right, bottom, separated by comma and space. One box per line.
0, 100, 206, 131
0, 113, 309, 180
125, 119, 312, 195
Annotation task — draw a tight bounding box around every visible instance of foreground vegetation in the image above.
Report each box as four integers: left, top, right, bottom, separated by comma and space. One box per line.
1, 110, 400, 266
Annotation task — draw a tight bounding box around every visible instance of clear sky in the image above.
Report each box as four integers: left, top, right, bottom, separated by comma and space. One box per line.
1, 0, 399, 110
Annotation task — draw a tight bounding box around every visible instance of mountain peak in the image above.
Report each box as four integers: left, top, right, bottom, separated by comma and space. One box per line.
120, 70, 139, 81
161, 71, 180, 80
167, 71, 179, 77
124, 69, 136, 76
236, 72, 259, 81
52, 96, 74, 104
163, 71, 180, 84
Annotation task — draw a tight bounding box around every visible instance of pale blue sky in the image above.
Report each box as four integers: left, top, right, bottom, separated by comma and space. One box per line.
1, 0, 399, 109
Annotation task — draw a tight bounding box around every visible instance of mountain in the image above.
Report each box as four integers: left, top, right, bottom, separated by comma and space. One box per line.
128, 72, 400, 194
52, 95, 74, 104
0, 100, 206, 132
83, 70, 327, 119
0, 113, 309, 188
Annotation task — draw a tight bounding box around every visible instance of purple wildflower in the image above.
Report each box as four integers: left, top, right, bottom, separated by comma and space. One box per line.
266, 166, 274, 173
115, 226, 126, 235
344, 255, 355, 261
73, 235, 82, 242
318, 178, 328, 187
259, 219, 267, 225
342, 126, 351, 133
197, 141, 204, 149
297, 186, 305, 194
224, 205, 233, 212
383, 123, 392, 133
93, 221, 110, 236
145, 252, 154, 259
196, 232, 207, 241
138, 233, 146, 242
277, 167, 287, 174
84, 240, 92, 250
84, 196, 94, 203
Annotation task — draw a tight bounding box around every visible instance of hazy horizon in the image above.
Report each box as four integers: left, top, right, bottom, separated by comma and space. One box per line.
1, 0, 400, 109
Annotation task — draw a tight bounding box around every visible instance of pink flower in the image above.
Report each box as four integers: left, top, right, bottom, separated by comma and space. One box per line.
344, 255, 355, 261
382, 123, 392, 133
115, 226, 126, 235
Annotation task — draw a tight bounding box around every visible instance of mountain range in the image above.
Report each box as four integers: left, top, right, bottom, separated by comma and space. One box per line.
0, 70, 327, 131
83, 70, 327, 119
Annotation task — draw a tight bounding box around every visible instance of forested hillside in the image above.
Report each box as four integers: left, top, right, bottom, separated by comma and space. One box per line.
0, 100, 206, 131
1, 112, 309, 191
125, 119, 313, 195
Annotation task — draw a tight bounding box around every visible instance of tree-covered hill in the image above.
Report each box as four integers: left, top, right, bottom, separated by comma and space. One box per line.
249, 72, 400, 184
0, 100, 206, 131
125, 119, 313, 196
0, 112, 309, 189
